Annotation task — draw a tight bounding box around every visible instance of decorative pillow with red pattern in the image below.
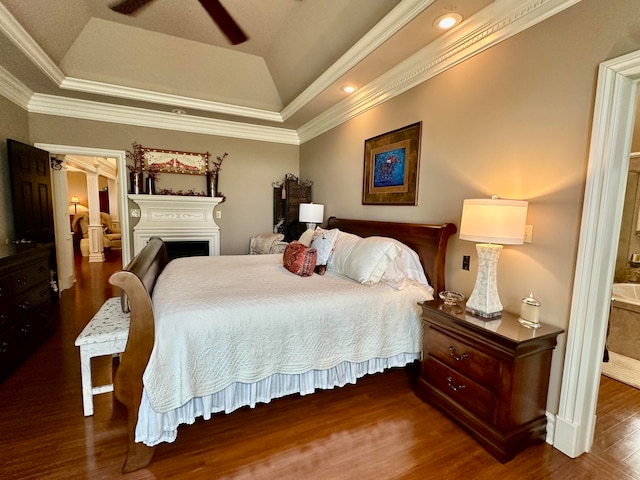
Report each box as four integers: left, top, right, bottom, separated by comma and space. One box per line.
283, 242, 317, 277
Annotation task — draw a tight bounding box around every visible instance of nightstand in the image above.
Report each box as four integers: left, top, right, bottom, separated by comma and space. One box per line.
414, 299, 564, 462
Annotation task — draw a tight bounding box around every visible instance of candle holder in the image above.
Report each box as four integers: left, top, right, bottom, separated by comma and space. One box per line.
439, 291, 465, 314
518, 292, 541, 329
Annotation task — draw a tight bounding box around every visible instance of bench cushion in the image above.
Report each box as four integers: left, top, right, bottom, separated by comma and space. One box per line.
75, 297, 130, 346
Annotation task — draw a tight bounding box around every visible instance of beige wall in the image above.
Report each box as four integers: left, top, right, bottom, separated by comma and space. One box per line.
0, 96, 30, 257
300, 0, 640, 412
27, 114, 299, 255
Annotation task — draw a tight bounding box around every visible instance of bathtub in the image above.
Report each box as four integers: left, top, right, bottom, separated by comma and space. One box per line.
612, 283, 640, 306
608, 283, 640, 360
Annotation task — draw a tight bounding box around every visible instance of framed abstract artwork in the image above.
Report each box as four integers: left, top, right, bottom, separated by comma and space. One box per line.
362, 122, 421, 205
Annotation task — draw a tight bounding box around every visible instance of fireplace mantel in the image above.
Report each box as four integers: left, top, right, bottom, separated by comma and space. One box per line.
129, 194, 223, 256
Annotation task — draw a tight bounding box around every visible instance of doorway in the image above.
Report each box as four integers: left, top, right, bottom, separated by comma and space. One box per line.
35, 143, 131, 291
555, 50, 640, 458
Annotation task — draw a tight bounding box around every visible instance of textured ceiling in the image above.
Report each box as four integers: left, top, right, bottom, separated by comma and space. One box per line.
0, 0, 495, 131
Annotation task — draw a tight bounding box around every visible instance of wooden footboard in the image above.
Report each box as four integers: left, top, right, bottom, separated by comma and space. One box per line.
109, 237, 169, 473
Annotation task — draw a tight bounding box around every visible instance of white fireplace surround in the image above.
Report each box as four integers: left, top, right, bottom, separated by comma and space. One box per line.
129, 194, 223, 257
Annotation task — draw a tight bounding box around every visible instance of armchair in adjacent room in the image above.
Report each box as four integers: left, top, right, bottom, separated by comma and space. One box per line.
72, 212, 122, 255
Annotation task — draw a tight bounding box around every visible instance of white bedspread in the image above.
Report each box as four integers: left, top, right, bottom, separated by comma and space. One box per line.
144, 254, 432, 414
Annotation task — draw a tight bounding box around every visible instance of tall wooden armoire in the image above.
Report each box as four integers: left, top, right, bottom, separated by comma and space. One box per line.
273, 174, 313, 241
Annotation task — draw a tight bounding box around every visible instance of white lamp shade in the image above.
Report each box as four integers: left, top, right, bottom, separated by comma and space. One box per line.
459, 198, 528, 245
299, 203, 324, 223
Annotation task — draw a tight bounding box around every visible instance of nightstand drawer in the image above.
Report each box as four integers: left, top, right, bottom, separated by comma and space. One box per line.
427, 328, 501, 392
425, 356, 496, 423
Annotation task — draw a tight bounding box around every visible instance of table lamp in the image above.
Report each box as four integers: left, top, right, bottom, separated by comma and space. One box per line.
459, 196, 528, 319
70, 196, 79, 214
299, 203, 324, 230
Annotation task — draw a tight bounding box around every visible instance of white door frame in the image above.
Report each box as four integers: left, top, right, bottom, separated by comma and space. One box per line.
35, 143, 131, 285
554, 50, 640, 457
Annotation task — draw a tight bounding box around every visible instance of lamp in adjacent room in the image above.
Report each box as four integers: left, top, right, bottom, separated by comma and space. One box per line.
459, 196, 528, 319
70, 196, 79, 214
299, 203, 324, 230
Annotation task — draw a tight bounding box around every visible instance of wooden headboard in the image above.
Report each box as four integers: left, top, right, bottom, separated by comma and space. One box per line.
325, 217, 457, 294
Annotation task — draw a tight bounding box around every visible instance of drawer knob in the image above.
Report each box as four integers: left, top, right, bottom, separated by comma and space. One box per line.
449, 346, 469, 362
446, 376, 466, 392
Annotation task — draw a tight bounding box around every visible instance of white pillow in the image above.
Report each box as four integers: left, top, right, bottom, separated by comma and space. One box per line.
310, 228, 340, 265
298, 228, 316, 247
329, 236, 401, 285
380, 239, 433, 293
328, 230, 361, 270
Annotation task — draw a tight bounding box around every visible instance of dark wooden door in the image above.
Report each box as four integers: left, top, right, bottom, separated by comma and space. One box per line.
99, 189, 110, 213
7, 140, 55, 243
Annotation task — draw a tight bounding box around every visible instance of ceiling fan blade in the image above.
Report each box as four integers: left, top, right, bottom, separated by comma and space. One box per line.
109, 0, 156, 15
199, 0, 248, 45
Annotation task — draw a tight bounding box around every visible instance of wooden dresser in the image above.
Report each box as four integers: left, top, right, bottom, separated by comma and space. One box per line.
0, 244, 55, 381
414, 299, 563, 462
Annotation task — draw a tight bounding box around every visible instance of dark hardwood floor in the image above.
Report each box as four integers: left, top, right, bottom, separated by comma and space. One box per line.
1, 250, 640, 479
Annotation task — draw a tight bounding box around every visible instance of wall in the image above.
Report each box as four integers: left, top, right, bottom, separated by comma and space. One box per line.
300, 0, 640, 412
0, 96, 30, 257
27, 115, 299, 255
67, 171, 88, 207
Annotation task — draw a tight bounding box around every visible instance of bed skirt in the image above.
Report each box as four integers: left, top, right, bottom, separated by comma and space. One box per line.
135, 352, 420, 446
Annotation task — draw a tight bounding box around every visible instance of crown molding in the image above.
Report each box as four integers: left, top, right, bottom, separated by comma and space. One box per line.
298, 0, 582, 143
0, 64, 31, 108
59, 77, 284, 123
0, 0, 429, 123
0, 3, 283, 121
0, 2, 65, 84
280, 0, 435, 121
0, 0, 580, 146
28, 94, 300, 145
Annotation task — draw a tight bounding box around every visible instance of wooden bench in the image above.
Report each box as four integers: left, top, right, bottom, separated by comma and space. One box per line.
74, 297, 130, 416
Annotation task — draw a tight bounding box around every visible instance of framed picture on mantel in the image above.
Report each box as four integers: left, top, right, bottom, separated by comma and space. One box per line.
141, 147, 209, 175
362, 122, 421, 205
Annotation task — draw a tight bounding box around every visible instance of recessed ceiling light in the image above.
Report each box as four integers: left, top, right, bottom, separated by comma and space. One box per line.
171, 108, 187, 115
342, 85, 357, 93
434, 12, 462, 30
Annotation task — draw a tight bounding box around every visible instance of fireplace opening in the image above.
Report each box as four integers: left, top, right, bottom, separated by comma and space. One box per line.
165, 240, 210, 260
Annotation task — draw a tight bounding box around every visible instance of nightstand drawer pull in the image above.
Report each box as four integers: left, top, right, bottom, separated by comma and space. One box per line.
449, 346, 469, 362
446, 376, 466, 392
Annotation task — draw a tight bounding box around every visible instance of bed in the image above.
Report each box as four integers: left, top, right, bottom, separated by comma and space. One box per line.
109, 217, 456, 472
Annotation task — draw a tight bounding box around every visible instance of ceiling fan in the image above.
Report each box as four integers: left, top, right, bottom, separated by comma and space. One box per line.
109, 0, 248, 45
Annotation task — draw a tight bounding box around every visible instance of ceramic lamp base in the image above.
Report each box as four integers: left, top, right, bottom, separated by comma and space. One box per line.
466, 243, 503, 319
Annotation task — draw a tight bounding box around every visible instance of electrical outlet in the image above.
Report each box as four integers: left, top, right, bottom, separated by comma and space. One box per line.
215, 211, 222, 219
462, 255, 470, 270
524, 225, 533, 244
130, 208, 141, 218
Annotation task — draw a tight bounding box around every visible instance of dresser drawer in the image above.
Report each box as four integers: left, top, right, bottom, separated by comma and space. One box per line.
9, 260, 49, 297
425, 355, 496, 423
426, 328, 502, 392
15, 301, 52, 344
13, 282, 51, 313
0, 309, 16, 358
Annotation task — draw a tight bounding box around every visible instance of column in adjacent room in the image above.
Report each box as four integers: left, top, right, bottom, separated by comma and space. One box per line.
85, 171, 104, 262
